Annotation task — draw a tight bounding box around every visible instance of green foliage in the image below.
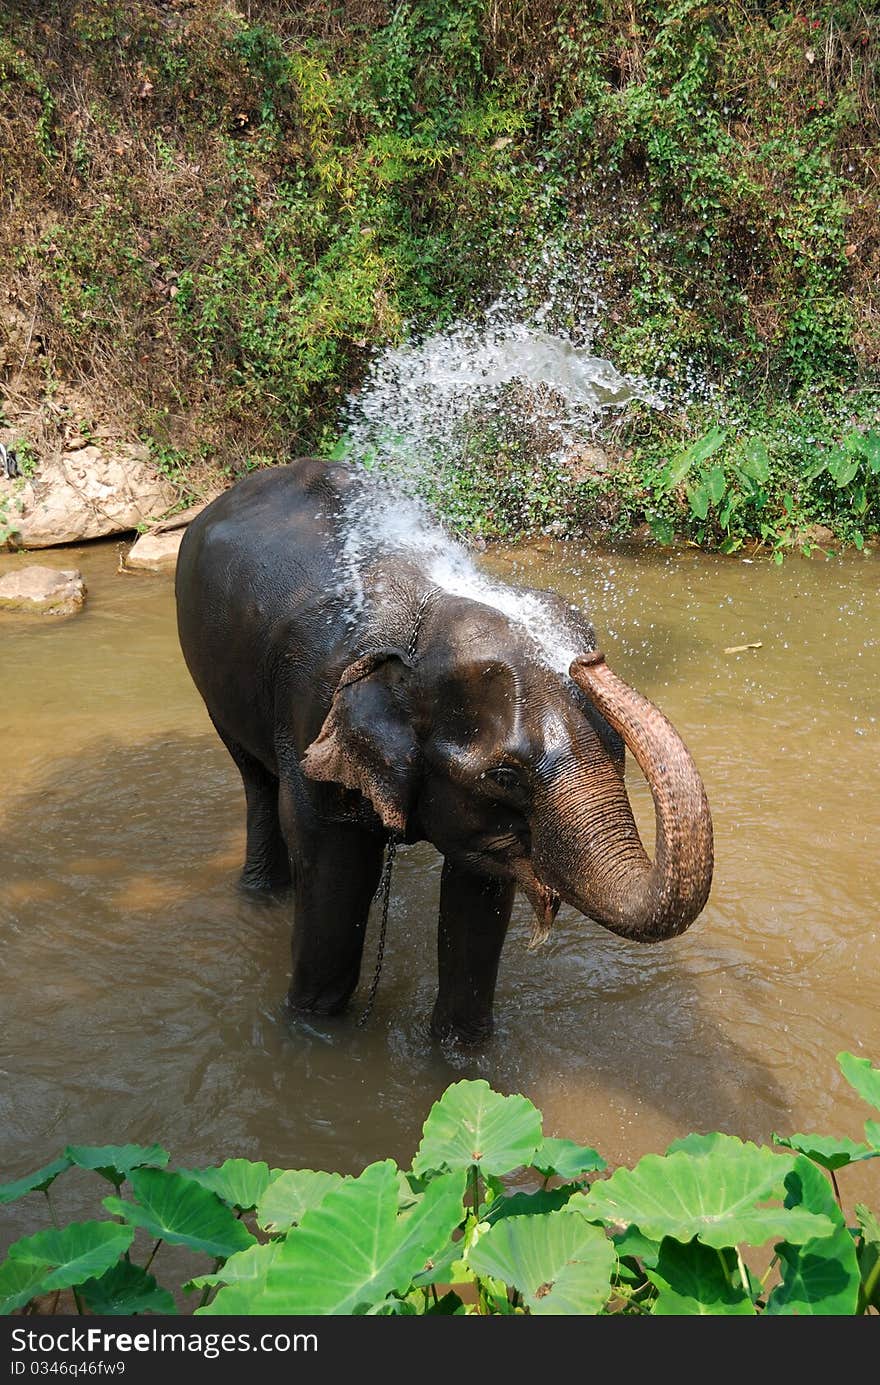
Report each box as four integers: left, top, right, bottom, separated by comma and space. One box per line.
1, 1051, 878, 1316
1, 1, 876, 552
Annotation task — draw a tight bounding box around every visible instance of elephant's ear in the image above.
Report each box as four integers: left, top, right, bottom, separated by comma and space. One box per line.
301, 649, 418, 833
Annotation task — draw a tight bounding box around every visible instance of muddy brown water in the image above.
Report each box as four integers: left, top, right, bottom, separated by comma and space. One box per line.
1, 536, 878, 1256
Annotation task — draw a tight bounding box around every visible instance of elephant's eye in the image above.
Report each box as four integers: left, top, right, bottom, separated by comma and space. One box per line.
483, 765, 523, 792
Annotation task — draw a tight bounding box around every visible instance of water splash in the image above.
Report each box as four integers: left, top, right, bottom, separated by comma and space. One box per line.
339, 296, 661, 490
339, 487, 584, 674
333, 266, 662, 668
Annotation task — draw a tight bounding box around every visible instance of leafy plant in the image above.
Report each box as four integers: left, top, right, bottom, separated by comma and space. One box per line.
1, 1052, 878, 1316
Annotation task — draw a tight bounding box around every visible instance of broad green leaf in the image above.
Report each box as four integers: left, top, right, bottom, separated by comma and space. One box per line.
256, 1170, 344, 1234
369, 1297, 419, 1314
647, 514, 675, 544
739, 438, 770, 483
648, 1238, 755, 1315
765, 1228, 860, 1315
484, 1187, 581, 1225
583, 1139, 835, 1249
0, 1156, 71, 1205
0, 1259, 52, 1315
531, 1137, 605, 1181
187, 1242, 281, 1295
773, 1132, 878, 1172
80, 1260, 176, 1315
862, 430, 880, 472
468, 1209, 615, 1315
865, 1119, 880, 1147
837, 1051, 880, 1110
826, 447, 859, 487
8, 1221, 133, 1293
687, 483, 709, 520
412, 1079, 542, 1177
856, 1203, 880, 1311
666, 1132, 730, 1157
610, 1224, 661, 1270
659, 427, 726, 490
203, 1162, 467, 1315
178, 1159, 276, 1211
104, 1168, 255, 1259
66, 1144, 170, 1188
803, 454, 828, 481
705, 465, 727, 503
784, 1155, 844, 1227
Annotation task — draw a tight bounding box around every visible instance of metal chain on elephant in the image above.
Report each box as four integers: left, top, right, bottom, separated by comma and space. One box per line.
356, 835, 398, 1028
356, 586, 441, 1027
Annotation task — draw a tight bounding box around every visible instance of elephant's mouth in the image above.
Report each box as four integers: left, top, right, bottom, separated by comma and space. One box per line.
510, 858, 560, 948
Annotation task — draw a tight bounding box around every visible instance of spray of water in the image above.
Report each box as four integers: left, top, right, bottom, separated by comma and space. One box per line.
339, 487, 585, 674
333, 257, 667, 668
338, 293, 662, 489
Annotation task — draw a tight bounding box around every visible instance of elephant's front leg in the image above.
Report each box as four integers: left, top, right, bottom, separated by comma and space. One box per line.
284, 819, 385, 1017
431, 860, 515, 1044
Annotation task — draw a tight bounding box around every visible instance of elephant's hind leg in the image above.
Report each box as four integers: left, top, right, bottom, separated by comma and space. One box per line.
213, 721, 292, 891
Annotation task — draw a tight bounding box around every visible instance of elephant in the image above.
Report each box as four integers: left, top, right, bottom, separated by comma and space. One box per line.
175, 458, 713, 1044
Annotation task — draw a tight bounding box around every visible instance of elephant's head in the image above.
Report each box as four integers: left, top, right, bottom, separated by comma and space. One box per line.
301, 593, 713, 945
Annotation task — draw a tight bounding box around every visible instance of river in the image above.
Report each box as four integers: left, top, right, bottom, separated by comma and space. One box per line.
1, 535, 878, 1253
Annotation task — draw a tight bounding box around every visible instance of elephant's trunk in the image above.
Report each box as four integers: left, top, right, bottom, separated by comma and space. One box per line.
537, 651, 713, 942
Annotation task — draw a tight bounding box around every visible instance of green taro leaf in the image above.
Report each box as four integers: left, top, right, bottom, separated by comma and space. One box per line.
177, 1159, 276, 1211
687, 483, 710, 520
659, 426, 726, 491
705, 465, 727, 503
256, 1169, 345, 1233
865, 1119, 880, 1147
66, 1143, 170, 1188
104, 1168, 256, 1259
826, 447, 859, 488
8, 1220, 134, 1293
203, 1161, 467, 1315
666, 1132, 731, 1157
0, 1156, 71, 1205
412, 1079, 542, 1177
612, 1224, 661, 1270
80, 1260, 176, 1315
739, 438, 770, 483
765, 1228, 860, 1316
856, 1203, 880, 1311
647, 1238, 755, 1315
647, 514, 675, 544
468, 1209, 615, 1315
532, 1138, 606, 1181
187, 1242, 281, 1298
0, 1259, 53, 1315
837, 1051, 880, 1110
583, 1138, 835, 1249
784, 1155, 845, 1227
773, 1132, 879, 1172
862, 431, 880, 473
484, 1187, 581, 1226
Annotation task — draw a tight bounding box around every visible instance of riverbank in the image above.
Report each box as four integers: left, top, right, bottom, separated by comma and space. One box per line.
1, 3, 878, 552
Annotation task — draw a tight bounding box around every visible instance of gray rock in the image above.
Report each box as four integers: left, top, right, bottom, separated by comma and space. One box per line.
0, 565, 86, 615
1, 443, 176, 548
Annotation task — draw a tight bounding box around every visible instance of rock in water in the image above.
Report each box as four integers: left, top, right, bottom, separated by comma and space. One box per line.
0, 565, 86, 615
124, 530, 183, 572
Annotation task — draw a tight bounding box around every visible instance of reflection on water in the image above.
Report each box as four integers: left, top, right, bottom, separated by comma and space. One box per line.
1, 536, 878, 1251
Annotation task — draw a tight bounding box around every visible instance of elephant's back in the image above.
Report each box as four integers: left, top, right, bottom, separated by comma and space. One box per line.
178, 460, 355, 603
175, 459, 360, 759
